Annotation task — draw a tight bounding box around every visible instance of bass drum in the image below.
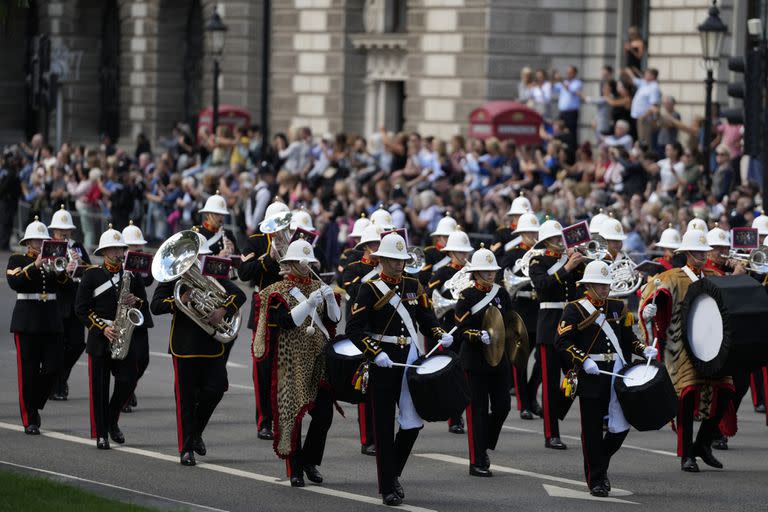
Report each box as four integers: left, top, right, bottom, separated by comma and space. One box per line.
614, 360, 677, 431
682, 275, 768, 377
325, 337, 365, 404
407, 353, 470, 422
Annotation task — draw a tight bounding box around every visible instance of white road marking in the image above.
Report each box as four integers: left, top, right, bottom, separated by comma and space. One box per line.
229, 383, 252, 390
0, 422, 437, 512
0, 459, 228, 512
149, 351, 247, 369
416, 453, 633, 497
502, 425, 677, 457
543, 484, 638, 504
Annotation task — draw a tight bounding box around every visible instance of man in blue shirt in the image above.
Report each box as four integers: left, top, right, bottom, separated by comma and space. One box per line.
554, 66, 583, 148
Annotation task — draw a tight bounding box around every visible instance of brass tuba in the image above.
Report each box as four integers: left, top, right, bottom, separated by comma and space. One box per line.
152, 231, 242, 343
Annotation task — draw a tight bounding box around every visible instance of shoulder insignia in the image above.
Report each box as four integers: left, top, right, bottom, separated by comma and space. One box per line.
455, 311, 470, 323
557, 321, 573, 335
6, 267, 22, 276
241, 252, 256, 262
351, 303, 366, 315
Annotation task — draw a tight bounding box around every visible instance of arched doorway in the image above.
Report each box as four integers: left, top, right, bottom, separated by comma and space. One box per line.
157, 0, 204, 134
0, 1, 41, 145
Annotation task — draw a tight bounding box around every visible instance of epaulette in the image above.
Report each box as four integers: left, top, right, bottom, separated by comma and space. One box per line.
248, 232, 265, 239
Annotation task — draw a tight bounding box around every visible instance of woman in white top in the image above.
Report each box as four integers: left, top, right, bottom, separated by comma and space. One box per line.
643, 142, 685, 198
518, 67, 534, 104
530, 69, 553, 119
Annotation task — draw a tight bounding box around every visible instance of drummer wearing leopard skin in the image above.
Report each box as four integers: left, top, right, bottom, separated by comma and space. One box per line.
454, 246, 513, 477
555, 260, 654, 497
640, 229, 736, 473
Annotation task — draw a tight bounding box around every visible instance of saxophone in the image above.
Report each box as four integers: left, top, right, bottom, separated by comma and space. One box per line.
110, 270, 145, 360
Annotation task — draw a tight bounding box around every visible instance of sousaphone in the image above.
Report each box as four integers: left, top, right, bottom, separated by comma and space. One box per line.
481, 306, 506, 367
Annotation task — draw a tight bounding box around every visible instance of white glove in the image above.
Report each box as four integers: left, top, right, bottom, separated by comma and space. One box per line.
307, 290, 323, 308
643, 303, 658, 319
439, 332, 454, 348
480, 330, 491, 345
643, 346, 659, 359
374, 352, 393, 368
320, 284, 334, 300
290, 300, 315, 327
582, 358, 600, 375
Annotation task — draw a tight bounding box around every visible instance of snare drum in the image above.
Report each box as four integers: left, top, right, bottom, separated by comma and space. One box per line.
614, 360, 677, 431
325, 337, 365, 404
406, 353, 470, 422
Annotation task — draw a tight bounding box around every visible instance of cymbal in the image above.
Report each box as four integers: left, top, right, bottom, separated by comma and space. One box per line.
504, 310, 530, 367
481, 306, 506, 367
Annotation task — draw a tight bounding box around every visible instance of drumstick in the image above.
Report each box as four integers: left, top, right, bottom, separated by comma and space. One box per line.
645, 337, 659, 368
390, 362, 421, 369
424, 326, 459, 359
597, 369, 635, 380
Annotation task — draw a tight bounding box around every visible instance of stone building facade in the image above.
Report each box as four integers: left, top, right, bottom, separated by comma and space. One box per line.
0, 0, 759, 147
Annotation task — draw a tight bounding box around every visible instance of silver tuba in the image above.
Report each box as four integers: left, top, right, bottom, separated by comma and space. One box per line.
110, 270, 144, 360
608, 253, 644, 297
152, 231, 242, 343
515, 248, 546, 278
259, 211, 293, 260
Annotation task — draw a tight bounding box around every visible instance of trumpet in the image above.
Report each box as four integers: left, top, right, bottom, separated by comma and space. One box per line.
728, 248, 768, 274
41, 256, 67, 276
574, 236, 608, 261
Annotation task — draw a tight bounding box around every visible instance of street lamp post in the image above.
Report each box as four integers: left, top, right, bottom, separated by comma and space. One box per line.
206, 8, 228, 136
698, 1, 727, 179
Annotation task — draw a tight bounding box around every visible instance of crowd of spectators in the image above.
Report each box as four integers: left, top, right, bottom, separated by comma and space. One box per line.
0, 26, 763, 272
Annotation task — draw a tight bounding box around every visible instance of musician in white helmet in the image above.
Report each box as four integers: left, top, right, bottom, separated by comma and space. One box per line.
337, 214, 371, 278
47, 205, 92, 401
705, 224, 745, 276
639, 230, 735, 473
75, 226, 149, 450
239, 199, 292, 440
252, 238, 340, 487
555, 260, 654, 497
752, 212, 768, 245
653, 224, 683, 272
345, 233, 451, 506
454, 245, 513, 477
597, 217, 626, 262
340, 223, 381, 456
428, 229, 474, 434
121, 220, 154, 412
528, 217, 587, 450
491, 192, 531, 259
418, 213, 458, 286
7, 217, 67, 434
588, 209, 609, 236
499, 212, 542, 420
195, 190, 239, 258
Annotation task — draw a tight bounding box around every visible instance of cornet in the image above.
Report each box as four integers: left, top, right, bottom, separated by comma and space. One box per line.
729, 248, 768, 274
574, 236, 608, 261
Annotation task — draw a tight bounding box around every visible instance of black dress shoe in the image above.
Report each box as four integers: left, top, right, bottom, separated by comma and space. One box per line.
24, 425, 40, 435
590, 483, 609, 497
304, 465, 323, 484
712, 436, 728, 451
681, 457, 700, 472
755, 404, 766, 413
193, 437, 207, 456
257, 427, 274, 440
290, 475, 305, 487
545, 437, 567, 450
180, 451, 196, 466
109, 428, 125, 444
695, 445, 723, 469
603, 477, 611, 491
448, 423, 465, 434
469, 464, 493, 477
121, 404, 133, 413
97, 437, 110, 450
382, 492, 402, 506
361, 444, 376, 456
129, 393, 137, 407
532, 404, 543, 417
392, 478, 404, 499
519, 409, 534, 420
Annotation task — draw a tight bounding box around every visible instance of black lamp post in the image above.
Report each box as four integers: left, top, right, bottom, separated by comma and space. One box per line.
698, 1, 727, 178
206, 8, 228, 135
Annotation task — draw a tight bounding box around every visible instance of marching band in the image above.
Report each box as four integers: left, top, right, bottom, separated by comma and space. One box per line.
6, 194, 768, 506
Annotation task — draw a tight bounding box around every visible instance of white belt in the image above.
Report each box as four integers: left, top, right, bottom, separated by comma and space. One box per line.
540, 301, 566, 309
367, 332, 412, 346
589, 353, 618, 362
516, 291, 535, 299
17, 293, 56, 301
